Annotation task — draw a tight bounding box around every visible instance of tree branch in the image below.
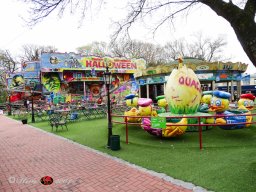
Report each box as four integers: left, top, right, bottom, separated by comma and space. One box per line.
244, 0, 256, 17
199, 0, 244, 25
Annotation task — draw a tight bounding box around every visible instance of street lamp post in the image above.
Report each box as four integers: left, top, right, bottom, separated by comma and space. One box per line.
103, 65, 112, 147
31, 90, 35, 123
7, 92, 11, 116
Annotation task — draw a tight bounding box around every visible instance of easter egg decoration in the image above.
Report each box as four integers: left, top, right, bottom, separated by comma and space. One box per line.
165, 58, 202, 114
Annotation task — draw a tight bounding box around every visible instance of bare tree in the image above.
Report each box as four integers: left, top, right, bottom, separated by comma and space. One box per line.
0, 50, 20, 102
109, 40, 129, 58
163, 39, 187, 61
20, 44, 57, 61
76, 41, 109, 57
188, 33, 228, 61
109, 40, 165, 65
0, 50, 19, 76
163, 33, 227, 62
21, 0, 256, 66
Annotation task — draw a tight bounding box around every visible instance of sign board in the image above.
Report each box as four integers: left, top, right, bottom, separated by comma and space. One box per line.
151, 117, 166, 129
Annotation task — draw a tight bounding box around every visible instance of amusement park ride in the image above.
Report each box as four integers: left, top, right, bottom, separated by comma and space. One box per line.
122, 58, 255, 138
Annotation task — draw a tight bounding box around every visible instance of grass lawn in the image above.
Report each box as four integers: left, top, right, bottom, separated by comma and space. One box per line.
26, 116, 256, 192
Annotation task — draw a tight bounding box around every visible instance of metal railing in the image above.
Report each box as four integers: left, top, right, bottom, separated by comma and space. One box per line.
111, 112, 256, 150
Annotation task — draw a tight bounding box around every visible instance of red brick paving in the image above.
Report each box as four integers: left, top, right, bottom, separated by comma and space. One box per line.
0, 115, 203, 192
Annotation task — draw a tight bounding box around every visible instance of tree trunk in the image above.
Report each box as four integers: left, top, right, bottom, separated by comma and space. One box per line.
231, 16, 256, 65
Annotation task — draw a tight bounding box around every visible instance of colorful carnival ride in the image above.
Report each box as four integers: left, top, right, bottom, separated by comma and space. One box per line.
123, 58, 254, 138
124, 58, 211, 138
141, 58, 206, 137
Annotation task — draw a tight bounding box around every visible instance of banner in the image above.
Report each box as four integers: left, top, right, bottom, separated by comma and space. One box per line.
40, 53, 145, 73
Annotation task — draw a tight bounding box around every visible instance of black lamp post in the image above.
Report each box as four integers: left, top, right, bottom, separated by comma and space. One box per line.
103, 65, 112, 147
30, 89, 35, 123
7, 92, 12, 116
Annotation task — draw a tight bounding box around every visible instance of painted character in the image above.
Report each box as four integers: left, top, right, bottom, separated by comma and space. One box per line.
42, 72, 61, 93
10, 75, 25, 88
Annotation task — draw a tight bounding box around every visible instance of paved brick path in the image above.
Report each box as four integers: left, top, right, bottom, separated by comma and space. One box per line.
0, 115, 207, 192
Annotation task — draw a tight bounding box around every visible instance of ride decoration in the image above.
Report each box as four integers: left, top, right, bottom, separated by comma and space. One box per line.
124, 107, 140, 122
165, 58, 202, 114
138, 98, 156, 116
237, 93, 255, 127
237, 93, 255, 111
156, 95, 168, 114
140, 58, 203, 137
210, 90, 247, 130
198, 91, 213, 113
125, 94, 138, 107
123, 96, 157, 123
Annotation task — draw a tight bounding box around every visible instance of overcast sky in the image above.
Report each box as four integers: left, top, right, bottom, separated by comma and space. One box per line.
1, 0, 255, 74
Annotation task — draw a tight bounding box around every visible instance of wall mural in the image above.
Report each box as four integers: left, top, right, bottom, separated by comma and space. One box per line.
89, 84, 101, 97
9, 74, 25, 88
42, 72, 61, 93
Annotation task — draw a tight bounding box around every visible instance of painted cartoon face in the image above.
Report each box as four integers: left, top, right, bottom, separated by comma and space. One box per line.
90, 84, 100, 96
210, 97, 229, 112
10, 75, 25, 88
42, 73, 61, 93
50, 56, 59, 64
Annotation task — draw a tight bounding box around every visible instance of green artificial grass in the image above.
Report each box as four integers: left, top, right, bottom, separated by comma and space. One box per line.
24, 115, 256, 192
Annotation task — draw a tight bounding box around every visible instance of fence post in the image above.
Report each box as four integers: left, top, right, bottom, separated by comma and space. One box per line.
125, 116, 129, 144
198, 116, 203, 150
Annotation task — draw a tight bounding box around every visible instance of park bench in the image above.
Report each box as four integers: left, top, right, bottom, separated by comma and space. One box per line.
49, 112, 69, 132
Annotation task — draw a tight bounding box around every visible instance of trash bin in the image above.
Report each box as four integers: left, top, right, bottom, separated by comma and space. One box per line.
21, 119, 28, 124
110, 135, 120, 151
